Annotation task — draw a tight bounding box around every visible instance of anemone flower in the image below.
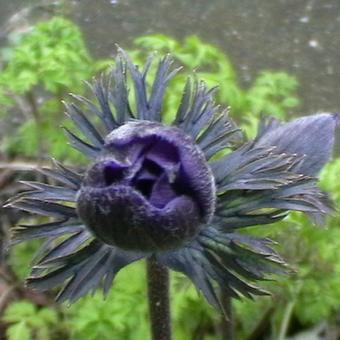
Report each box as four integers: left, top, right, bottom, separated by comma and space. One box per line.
6, 50, 339, 340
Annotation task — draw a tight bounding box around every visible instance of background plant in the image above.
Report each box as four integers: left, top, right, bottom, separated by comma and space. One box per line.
129, 34, 299, 128
0, 17, 95, 161
3, 301, 60, 340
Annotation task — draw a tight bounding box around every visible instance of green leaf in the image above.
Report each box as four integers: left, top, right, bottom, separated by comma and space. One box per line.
6, 321, 32, 340
4, 301, 36, 322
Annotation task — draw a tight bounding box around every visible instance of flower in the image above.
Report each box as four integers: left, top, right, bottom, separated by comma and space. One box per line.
6, 50, 339, 311
77, 120, 215, 252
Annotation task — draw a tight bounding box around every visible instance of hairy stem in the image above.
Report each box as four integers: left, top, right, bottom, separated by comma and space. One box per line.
221, 291, 235, 340
147, 257, 172, 340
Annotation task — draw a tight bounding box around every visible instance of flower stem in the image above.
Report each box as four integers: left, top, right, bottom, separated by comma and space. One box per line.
147, 257, 172, 340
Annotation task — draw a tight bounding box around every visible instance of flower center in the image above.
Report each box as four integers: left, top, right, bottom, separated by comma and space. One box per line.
77, 121, 216, 252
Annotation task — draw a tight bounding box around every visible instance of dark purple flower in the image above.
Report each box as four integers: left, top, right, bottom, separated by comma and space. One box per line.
77, 121, 215, 251
6, 51, 339, 310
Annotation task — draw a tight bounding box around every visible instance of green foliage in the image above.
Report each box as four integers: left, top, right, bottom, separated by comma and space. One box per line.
171, 274, 218, 340
132, 34, 299, 127
233, 159, 340, 337
9, 240, 41, 280
0, 17, 93, 95
246, 71, 299, 118
289, 159, 340, 325
0, 17, 97, 161
64, 262, 218, 340
3, 100, 85, 162
3, 301, 59, 340
4, 120, 40, 158
320, 158, 340, 202
66, 263, 149, 340
234, 297, 273, 339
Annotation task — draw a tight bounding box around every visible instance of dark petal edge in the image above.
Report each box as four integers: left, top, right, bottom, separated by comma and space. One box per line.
65, 50, 183, 158
5, 161, 81, 217
118, 49, 181, 122
174, 79, 244, 158
157, 226, 286, 313
5, 199, 77, 219
39, 159, 82, 189
10, 181, 77, 202
4, 158, 141, 303
255, 113, 340, 176
26, 240, 144, 304
66, 50, 244, 160
10, 219, 84, 245
7, 166, 145, 304
212, 142, 333, 228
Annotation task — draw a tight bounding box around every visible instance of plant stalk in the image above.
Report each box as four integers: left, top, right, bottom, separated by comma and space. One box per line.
277, 282, 302, 340
277, 300, 296, 340
147, 257, 172, 340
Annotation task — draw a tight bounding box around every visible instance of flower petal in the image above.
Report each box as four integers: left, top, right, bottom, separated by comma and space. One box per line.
77, 185, 201, 251
173, 79, 244, 158
255, 113, 340, 175
118, 49, 180, 121
149, 174, 177, 208
64, 102, 104, 148
6, 199, 77, 219
212, 127, 334, 229
211, 142, 303, 193
105, 121, 216, 221
63, 127, 101, 158
26, 240, 144, 303
38, 160, 82, 189
13, 181, 77, 202
11, 220, 84, 244
157, 226, 284, 313
216, 176, 332, 228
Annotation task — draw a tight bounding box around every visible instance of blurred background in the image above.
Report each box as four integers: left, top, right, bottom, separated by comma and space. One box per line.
0, 0, 339, 339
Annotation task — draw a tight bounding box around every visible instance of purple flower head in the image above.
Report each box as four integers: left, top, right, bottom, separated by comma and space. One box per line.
6, 50, 339, 311
77, 121, 215, 251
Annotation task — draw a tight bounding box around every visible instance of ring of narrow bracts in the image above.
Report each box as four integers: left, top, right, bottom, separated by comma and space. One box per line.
6, 49, 339, 313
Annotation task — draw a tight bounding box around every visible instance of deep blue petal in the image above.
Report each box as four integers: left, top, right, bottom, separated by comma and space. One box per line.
156, 226, 284, 313
255, 113, 340, 175
27, 241, 143, 304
